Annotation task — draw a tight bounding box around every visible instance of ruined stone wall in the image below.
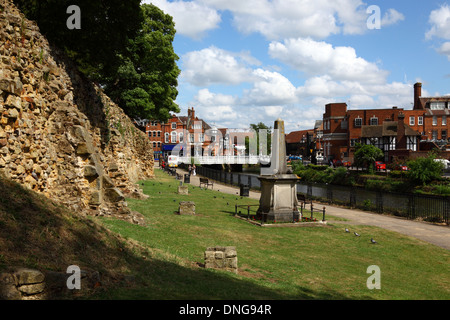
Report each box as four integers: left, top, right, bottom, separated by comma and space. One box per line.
0, 0, 154, 223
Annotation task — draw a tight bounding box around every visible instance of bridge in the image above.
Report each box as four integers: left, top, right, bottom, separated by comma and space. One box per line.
176, 155, 271, 165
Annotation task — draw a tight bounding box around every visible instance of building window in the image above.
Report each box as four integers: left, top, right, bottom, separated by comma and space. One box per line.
153, 131, 156, 137
354, 118, 362, 128
171, 131, 177, 143
443, 116, 447, 126
418, 116, 423, 126
370, 117, 378, 126
157, 142, 161, 147
153, 142, 156, 148
433, 116, 438, 126
430, 102, 446, 110
179, 132, 184, 142
165, 132, 169, 143
350, 139, 358, 147
341, 120, 348, 129
199, 133, 204, 142
147, 131, 151, 137
406, 137, 417, 151
157, 131, 161, 137
409, 116, 415, 126
432, 130, 438, 140
172, 123, 177, 130
442, 130, 448, 140
189, 134, 194, 143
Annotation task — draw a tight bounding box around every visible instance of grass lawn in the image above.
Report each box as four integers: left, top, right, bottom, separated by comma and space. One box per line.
95, 169, 450, 300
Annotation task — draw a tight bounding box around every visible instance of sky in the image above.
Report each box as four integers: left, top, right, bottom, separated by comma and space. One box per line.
143, 0, 450, 133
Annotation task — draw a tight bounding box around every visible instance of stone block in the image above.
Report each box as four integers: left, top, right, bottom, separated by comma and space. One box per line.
13, 268, 45, 286
178, 201, 195, 215
204, 246, 238, 274
177, 185, 188, 195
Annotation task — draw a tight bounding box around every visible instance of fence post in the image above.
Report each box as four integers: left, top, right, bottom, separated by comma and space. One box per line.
327, 186, 333, 203
248, 175, 251, 188
247, 205, 250, 220
235, 204, 237, 216
376, 191, 383, 213
350, 187, 356, 208
323, 207, 326, 222
310, 202, 314, 219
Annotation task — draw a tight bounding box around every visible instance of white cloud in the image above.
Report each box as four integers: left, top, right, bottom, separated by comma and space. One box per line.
198, 0, 402, 40
241, 69, 298, 106
381, 9, 405, 27
181, 46, 255, 86
145, 0, 221, 39
426, 4, 450, 40
269, 38, 389, 84
438, 42, 450, 60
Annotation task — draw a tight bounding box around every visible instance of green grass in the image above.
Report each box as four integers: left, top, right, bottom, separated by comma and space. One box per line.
95, 169, 450, 300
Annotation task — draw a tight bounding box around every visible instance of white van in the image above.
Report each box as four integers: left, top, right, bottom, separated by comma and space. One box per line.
434, 159, 450, 169
168, 155, 179, 168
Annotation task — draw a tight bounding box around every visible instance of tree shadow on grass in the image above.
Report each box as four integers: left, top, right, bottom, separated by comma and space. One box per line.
0, 175, 356, 300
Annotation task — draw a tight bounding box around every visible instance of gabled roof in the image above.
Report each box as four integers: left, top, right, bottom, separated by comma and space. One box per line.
285, 130, 313, 144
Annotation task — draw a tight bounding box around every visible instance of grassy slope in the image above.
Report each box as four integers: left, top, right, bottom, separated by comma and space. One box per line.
0, 174, 159, 298
97, 169, 450, 300
1, 169, 448, 300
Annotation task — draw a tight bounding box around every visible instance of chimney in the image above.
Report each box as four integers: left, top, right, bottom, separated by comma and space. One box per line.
188, 107, 195, 120
414, 83, 422, 110
397, 112, 406, 149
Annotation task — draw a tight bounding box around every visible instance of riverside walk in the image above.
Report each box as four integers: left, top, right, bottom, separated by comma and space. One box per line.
171, 166, 450, 251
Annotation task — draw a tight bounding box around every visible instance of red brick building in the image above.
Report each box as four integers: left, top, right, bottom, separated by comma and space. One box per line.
145, 107, 212, 160
319, 83, 450, 164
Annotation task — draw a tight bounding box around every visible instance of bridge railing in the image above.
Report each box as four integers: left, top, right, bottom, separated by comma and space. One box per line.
177, 155, 270, 165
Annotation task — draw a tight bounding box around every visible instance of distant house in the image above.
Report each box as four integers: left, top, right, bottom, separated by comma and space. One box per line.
285, 129, 314, 157
146, 107, 213, 160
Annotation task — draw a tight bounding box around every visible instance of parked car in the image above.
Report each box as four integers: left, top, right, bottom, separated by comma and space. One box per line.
342, 161, 352, 168
333, 159, 343, 167
434, 159, 450, 170
395, 164, 409, 171
375, 161, 386, 170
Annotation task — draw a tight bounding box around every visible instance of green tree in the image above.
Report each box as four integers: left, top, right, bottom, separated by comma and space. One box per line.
13, 0, 143, 80
104, 4, 180, 121
245, 122, 272, 156
354, 143, 384, 174
407, 153, 444, 186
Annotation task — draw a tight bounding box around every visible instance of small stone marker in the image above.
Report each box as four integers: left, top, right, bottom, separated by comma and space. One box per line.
178, 183, 189, 195
204, 246, 238, 274
178, 201, 195, 215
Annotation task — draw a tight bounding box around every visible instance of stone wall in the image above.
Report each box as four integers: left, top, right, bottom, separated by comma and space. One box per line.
0, 0, 154, 223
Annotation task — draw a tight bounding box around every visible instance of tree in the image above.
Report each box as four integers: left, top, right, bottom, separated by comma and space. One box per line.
407, 153, 444, 186
103, 4, 180, 121
14, 1, 180, 122
245, 122, 272, 156
14, 0, 143, 80
354, 143, 384, 174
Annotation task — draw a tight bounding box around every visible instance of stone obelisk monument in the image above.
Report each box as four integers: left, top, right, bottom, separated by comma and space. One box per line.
257, 119, 300, 222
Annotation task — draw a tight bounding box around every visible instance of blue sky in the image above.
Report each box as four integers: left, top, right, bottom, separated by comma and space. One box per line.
143, 0, 450, 133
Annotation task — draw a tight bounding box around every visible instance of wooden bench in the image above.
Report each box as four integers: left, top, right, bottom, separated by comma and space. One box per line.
199, 177, 214, 189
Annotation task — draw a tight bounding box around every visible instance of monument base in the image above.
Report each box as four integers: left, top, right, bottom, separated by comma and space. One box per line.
257, 175, 300, 223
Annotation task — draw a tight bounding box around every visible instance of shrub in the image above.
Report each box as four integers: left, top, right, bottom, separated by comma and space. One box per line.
407, 153, 444, 186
